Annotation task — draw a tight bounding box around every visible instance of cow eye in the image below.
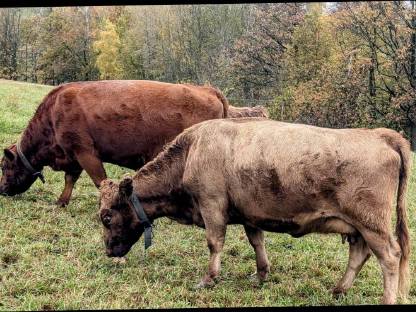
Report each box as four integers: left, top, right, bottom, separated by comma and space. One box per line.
102, 215, 111, 227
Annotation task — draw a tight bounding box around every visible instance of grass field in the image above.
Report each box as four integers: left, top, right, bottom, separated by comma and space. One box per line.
0, 79, 415, 309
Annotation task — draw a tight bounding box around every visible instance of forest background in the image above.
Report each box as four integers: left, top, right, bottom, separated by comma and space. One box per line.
1, 2, 416, 149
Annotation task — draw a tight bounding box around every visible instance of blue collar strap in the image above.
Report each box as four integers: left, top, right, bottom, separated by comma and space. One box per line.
130, 193, 153, 250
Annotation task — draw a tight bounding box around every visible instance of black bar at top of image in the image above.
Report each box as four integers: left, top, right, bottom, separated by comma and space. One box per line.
0, 0, 320, 9
2, 0, 240, 8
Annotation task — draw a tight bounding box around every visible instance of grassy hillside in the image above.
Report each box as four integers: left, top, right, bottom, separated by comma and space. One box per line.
0, 79, 415, 309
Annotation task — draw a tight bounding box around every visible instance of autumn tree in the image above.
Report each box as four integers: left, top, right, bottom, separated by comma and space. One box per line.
337, 1, 416, 148
119, 5, 250, 85
93, 19, 122, 79
226, 3, 305, 101
0, 8, 22, 79
33, 7, 99, 84
17, 11, 41, 82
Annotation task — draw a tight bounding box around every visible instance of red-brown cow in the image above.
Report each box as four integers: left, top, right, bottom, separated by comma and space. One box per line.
0, 80, 228, 206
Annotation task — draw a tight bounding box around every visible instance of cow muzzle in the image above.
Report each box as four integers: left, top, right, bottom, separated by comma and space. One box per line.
106, 248, 127, 258
106, 243, 130, 258
0, 184, 16, 196
0, 185, 8, 196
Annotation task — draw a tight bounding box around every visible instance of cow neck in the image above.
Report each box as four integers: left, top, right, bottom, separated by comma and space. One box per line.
19, 115, 54, 171
130, 136, 189, 221
132, 176, 177, 221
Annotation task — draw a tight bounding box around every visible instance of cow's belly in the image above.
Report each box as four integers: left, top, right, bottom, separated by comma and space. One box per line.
228, 180, 358, 237
239, 210, 357, 238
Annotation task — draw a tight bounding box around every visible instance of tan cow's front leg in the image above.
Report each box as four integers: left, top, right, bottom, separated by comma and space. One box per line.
195, 199, 227, 289
244, 225, 270, 283
196, 224, 227, 288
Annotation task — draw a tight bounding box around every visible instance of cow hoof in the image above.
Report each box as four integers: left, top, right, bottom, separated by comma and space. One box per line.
56, 199, 69, 207
194, 278, 216, 290
249, 272, 267, 287
249, 272, 262, 282
250, 271, 268, 281
332, 286, 347, 298
381, 296, 396, 305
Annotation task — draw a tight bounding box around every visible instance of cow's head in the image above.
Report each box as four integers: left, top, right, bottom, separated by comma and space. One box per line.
0, 144, 38, 196
99, 177, 144, 257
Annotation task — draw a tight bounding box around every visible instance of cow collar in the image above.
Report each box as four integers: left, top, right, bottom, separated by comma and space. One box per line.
130, 193, 153, 250
16, 141, 45, 184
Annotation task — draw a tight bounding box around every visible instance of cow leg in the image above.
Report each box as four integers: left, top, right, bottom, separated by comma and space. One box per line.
195, 200, 227, 289
195, 224, 227, 289
75, 152, 128, 263
74, 152, 106, 187
361, 230, 401, 304
56, 169, 82, 207
332, 234, 371, 297
244, 225, 270, 283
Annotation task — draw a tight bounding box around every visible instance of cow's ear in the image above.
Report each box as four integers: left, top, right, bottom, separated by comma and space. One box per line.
119, 177, 133, 199
4, 148, 15, 161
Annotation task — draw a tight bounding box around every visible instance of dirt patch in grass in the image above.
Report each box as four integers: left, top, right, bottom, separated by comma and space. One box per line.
1, 253, 19, 268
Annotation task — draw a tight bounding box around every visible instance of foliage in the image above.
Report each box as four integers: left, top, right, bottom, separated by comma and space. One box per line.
0, 8, 21, 79
225, 3, 305, 100
93, 19, 122, 79
269, 10, 368, 128
335, 2, 416, 139
266, 2, 416, 146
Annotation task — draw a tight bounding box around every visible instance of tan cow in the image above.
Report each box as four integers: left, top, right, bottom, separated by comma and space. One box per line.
98, 118, 411, 304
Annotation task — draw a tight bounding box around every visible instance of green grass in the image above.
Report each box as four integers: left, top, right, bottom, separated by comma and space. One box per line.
0, 79, 415, 309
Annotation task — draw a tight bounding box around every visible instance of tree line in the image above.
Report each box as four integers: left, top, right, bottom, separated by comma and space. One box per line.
1, 3, 416, 149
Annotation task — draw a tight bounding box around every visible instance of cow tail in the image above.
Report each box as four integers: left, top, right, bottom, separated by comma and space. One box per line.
394, 137, 411, 300
213, 88, 229, 118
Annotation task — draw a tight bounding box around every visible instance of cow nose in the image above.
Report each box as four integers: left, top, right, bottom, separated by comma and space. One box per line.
106, 248, 113, 257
